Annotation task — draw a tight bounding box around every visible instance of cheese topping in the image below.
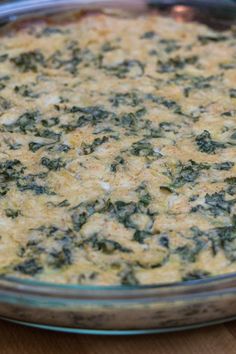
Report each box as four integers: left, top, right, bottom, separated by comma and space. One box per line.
0, 12, 235, 285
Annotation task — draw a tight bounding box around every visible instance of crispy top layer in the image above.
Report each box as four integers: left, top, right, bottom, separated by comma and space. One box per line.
0, 12, 235, 285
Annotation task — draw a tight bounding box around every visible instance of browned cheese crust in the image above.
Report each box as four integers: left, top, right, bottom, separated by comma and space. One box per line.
0, 12, 235, 284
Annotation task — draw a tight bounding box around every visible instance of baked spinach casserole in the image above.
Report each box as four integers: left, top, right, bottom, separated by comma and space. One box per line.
0, 11, 235, 285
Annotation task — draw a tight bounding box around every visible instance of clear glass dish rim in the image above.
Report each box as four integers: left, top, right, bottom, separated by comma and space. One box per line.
0, 0, 236, 298
1, 272, 236, 294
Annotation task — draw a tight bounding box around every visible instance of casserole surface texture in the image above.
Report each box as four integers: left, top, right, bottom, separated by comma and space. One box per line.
0, 11, 236, 285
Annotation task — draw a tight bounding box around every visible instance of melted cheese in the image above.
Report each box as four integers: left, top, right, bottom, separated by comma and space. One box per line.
0, 12, 235, 285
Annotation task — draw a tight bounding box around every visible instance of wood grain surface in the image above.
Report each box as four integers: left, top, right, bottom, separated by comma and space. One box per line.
1, 320, 236, 354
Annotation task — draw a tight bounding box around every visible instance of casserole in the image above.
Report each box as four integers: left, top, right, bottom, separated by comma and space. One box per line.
0, 0, 235, 333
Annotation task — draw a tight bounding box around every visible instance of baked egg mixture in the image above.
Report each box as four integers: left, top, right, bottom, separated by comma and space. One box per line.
0, 11, 235, 285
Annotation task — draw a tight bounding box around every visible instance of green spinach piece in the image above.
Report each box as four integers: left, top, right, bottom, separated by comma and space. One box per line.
192, 192, 235, 217
175, 242, 203, 263
195, 130, 226, 154
0, 54, 8, 62
157, 56, 198, 73
225, 177, 236, 196
41, 117, 60, 127
213, 162, 234, 171
0, 159, 25, 196
183, 75, 216, 97
207, 226, 236, 261
182, 270, 211, 281
130, 140, 160, 157
29, 142, 48, 152
172, 160, 210, 188
48, 44, 82, 75
82, 234, 131, 254
71, 200, 105, 231
14, 85, 39, 98
198, 34, 228, 44
14, 259, 43, 276
5, 208, 21, 218
120, 267, 139, 285
219, 63, 236, 70
136, 183, 152, 207
159, 38, 180, 53
48, 246, 72, 268
39, 27, 65, 37
145, 93, 183, 114
103, 60, 145, 78
110, 156, 125, 172
79, 136, 109, 155
3, 111, 40, 134
11, 51, 45, 72
17, 172, 54, 196
133, 230, 152, 244
109, 91, 141, 107
0, 75, 10, 91
230, 89, 236, 98
0, 96, 11, 111
141, 31, 156, 39
41, 157, 66, 171
108, 201, 138, 228
62, 106, 110, 130
221, 111, 236, 117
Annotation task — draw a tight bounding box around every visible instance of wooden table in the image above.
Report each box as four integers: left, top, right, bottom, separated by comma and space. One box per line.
1, 320, 236, 354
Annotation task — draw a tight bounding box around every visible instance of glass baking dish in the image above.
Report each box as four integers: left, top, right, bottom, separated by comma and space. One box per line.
0, 0, 236, 335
